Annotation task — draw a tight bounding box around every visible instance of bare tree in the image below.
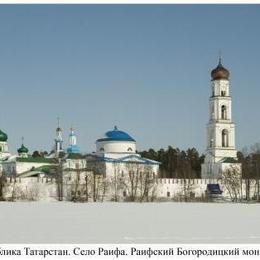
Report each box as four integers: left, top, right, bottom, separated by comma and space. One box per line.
124, 163, 140, 201
10, 177, 18, 202
120, 162, 157, 202
222, 165, 242, 202
70, 165, 81, 202
175, 160, 195, 202
138, 165, 157, 202
25, 184, 40, 201
252, 153, 260, 202
84, 171, 94, 202
95, 174, 109, 202
0, 170, 6, 201
100, 176, 110, 202
109, 162, 122, 202
64, 161, 95, 202
86, 157, 109, 202
52, 159, 63, 201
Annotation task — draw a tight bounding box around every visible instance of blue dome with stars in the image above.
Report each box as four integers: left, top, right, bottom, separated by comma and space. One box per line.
96, 126, 136, 143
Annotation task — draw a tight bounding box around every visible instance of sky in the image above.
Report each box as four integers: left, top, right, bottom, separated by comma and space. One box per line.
0, 4, 260, 154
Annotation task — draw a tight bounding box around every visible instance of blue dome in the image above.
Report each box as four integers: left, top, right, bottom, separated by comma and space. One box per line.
97, 126, 136, 142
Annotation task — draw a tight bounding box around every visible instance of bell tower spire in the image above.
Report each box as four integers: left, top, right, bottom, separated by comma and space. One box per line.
218, 50, 222, 65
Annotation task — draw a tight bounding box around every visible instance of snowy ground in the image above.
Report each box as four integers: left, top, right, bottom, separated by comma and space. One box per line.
0, 202, 259, 243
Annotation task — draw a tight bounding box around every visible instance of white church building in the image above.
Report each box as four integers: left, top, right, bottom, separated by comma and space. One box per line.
87, 126, 160, 177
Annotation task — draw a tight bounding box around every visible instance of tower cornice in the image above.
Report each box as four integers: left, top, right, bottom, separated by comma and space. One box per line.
210, 96, 231, 100
211, 78, 230, 82
207, 121, 235, 126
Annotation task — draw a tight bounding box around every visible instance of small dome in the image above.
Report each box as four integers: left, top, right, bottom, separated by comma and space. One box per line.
18, 144, 29, 154
96, 126, 136, 142
211, 59, 230, 80
0, 130, 8, 142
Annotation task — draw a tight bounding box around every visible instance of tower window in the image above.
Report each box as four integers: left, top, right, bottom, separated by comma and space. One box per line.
221, 91, 226, 96
222, 129, 229, 147
211, 105, 214, 117
99, 148, 104, 152
221, 105, 227, 120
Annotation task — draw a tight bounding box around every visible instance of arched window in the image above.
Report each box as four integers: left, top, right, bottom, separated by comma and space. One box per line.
221, 105, 227, 120
127, 147, 133, 152
210, 138, 214, 148
221, 90, 226, 96
99, 148, 104, 152
211, 105, 214, 119
222, 129, 228, 147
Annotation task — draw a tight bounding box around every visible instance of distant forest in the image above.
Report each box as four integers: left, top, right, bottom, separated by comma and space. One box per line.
238, 143, 260, 180
139, 146, 204, 178
140, 143, 260, 179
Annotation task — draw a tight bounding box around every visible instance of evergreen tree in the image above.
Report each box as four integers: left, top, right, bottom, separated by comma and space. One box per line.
140, 147, 203, 178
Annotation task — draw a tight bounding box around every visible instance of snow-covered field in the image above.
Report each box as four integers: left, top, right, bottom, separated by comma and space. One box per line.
0, 202, 259, 243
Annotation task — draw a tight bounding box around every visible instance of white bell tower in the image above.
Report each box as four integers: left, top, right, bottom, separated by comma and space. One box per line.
201, 58, 241, 178
55, 117, 63, 156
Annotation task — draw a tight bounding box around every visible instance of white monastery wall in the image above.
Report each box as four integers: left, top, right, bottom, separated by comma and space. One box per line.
2, 177, 259, 202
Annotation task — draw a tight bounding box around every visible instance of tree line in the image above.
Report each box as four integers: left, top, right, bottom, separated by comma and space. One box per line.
139, 146, 204, 179
237, 143, 260, 179
140, 143, 260, 181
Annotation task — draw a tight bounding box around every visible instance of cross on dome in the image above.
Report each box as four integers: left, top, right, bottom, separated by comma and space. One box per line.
56, 117, 62, 132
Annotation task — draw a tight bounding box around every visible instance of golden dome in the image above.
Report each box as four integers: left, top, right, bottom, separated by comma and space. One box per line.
211, 58, 230, 80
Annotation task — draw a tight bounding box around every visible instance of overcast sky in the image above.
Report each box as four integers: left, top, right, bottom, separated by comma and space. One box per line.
0, 5, 259, 154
